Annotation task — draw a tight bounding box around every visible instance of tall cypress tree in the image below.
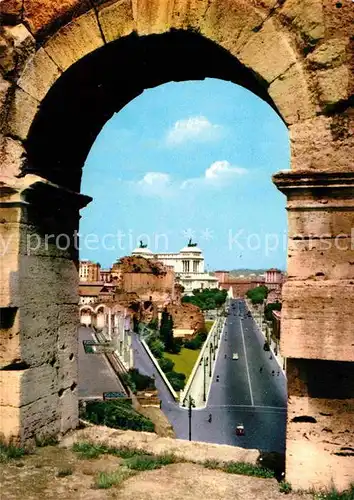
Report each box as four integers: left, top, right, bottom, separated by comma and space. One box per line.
159, 309, 174, 352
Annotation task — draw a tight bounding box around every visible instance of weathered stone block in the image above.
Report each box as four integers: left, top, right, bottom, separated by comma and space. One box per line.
2, 24, 36, 77
23, 0, 92, 36
201, 0, 264, 51
307, 37, 349, 69
0, 326, 20, 368
286, 392, 354, 491
17, 47, 62, 102
322, 0, 354, 39
0, 77, 11, 132
289, 114, 354, 171
132, 0, 174, 35
0, 0, 23, 23
269, 63, 317, 125
0, 405, 20, 442
286, 437, 354, 492
0, 222, 20, 308
6, 87, 39, 140
97, 0, 135, 43
287, 239, 354, 280
171, 0, 209, 31
237, 19, 296, 83
281, 281, 354, 361
279, 0, 324, 43
0, 364, 58, 407
0, 136, 26, 178
43, 11, 104, 71
21, 393, 60, 441
18, 255, 79, 307
287, 210, 354, 239
316, 65, 351, 108
58, 386, 79, 434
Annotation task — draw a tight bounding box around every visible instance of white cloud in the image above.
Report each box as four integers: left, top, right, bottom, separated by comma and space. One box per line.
132, 161, 247, 197
137, 172, 172, 197
181, 161, 247, 189
205, 161, 247, 182
166, 116, 222, 146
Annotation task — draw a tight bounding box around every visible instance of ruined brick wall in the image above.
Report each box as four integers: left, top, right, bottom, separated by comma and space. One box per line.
167, 303, 205, 334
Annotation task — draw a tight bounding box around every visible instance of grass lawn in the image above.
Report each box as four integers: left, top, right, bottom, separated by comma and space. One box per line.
164, 348, 201, 380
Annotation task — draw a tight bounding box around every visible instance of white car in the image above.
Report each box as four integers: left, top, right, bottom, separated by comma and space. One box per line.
232, 353, 239, 360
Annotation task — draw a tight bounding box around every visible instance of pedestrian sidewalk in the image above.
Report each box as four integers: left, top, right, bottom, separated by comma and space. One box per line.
244, 299, 286, 373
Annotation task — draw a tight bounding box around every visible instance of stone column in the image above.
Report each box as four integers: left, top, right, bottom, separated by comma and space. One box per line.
273, 171, 354, 492
0, 175, 91, 445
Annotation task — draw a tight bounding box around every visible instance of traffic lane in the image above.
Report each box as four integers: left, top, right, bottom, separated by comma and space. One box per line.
241, 316, 287, 407
176, 406, 286, 453
207, 316, 252, 407
131, 333, 176, 407
230, 299, 287, 407
78, 326, 125, 398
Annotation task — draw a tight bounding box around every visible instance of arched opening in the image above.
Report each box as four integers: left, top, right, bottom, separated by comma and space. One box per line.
24, 30, 280, 191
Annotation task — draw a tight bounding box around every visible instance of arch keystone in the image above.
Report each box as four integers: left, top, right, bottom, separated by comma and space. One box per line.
96, 0, 135, 43
43, 10, 105, 72
201, 0, 266, 52
132, 0, 174, 35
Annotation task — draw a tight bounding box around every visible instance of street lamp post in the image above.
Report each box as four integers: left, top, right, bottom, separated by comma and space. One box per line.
203, 357, 209, 402
182, 395, 196, 441
209, 344, 213, 377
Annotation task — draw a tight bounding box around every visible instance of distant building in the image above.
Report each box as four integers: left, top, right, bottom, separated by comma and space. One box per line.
100, 268, 112, 282
131, 242, 218, 295
79, 259, 101, 282
217, 268, 285, 301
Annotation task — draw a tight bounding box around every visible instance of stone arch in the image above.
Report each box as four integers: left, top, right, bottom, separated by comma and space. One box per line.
0, 0, 353, 492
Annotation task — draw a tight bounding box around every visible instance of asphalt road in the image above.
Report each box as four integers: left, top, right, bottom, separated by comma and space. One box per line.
132, 300, 287, 453
78, 326, 125, 398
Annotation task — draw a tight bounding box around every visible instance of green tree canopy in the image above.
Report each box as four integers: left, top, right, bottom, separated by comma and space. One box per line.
246, 285, 269, 305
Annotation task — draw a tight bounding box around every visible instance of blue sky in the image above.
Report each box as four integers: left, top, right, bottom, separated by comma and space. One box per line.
79, 78, 290, 270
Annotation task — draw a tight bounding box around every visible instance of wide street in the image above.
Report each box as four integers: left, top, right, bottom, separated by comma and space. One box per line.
132, 299, 287, 453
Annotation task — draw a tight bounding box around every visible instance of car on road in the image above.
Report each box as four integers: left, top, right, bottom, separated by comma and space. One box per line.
232, 353, 239, 360
236, 424, 245, 436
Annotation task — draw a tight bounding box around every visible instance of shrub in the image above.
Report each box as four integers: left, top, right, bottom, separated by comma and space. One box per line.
159, 357, 175, 373
127, 368, 155, 392
125, 454, 175, 471
223, 461, 274, 478
72, 442, 109, 459
0, 441, 27, 463
94, 469, 133, 489
83, 400, 155, 432
314, 484, 354, 500
168, 338, 182, 354
184, 332, 206, 350
166, 371, 186, 391
148, 339, 165, 359
279, 481, 292, 494
148, 318, 158, 330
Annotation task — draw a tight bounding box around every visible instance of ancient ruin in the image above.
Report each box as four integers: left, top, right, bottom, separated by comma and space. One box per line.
0, 0, 353, 491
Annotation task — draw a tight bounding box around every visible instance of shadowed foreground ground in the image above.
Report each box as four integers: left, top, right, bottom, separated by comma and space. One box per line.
0, 427, 315, 500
